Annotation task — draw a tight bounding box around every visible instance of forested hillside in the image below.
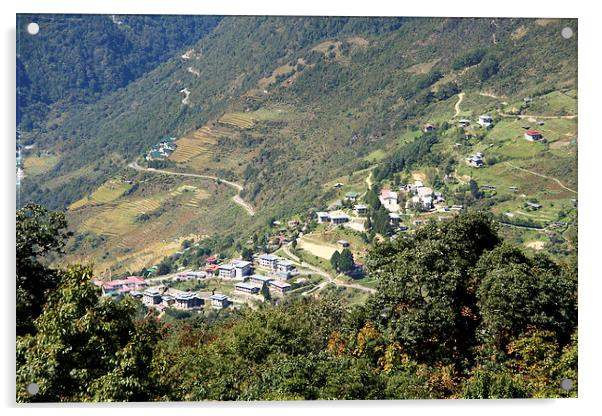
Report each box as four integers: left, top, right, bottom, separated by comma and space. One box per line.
17, 14, 222, 129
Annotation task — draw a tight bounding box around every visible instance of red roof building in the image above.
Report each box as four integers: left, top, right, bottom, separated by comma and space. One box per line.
524, 130, 543, 141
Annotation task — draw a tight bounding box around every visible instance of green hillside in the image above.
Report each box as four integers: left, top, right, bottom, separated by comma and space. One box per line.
18, 16, 577, 272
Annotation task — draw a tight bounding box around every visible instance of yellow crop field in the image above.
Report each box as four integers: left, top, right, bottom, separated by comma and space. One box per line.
170, 125, 217, 163
80, 197, 163, 236
218, 112, 256, 129
69, 179, 132, 210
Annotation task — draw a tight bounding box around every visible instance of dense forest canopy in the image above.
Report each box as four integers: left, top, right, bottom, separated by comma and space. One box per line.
17, 14, 222, 129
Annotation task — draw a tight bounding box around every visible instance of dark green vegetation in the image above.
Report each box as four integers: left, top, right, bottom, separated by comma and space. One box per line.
16, 206, 577, 401
17, 14, 221, 129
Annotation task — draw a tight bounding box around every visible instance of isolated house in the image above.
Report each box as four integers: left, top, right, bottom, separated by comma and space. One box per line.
524, 130, 543, 141
458, 119, 471, 127
389, 212, 401, 225
345, 191, 359, 202
467, 156, 484, 168
478, 115, 494, 127
337, 240, 350, 248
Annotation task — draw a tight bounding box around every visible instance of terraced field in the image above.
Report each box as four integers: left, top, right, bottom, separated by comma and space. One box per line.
218, 112, 256, 129
69, 179, 133, 210
169, 125, 217, 163
80, 196, 164, 236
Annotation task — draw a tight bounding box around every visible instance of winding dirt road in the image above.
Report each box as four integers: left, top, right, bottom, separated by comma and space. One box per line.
128, 161, 255, 216
453, 92, 465, 118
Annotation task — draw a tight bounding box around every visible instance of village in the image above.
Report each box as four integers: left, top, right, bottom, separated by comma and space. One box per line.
86, 96, 573, 316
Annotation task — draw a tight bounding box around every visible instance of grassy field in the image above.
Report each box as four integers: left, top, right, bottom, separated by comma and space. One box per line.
22, 154, 60, 176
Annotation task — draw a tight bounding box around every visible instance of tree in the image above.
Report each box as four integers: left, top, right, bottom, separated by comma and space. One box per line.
241, 247, 253, 261
475, 244, 577, 347
17, 203, 72, 335
330, 251, 341, 272
338, 249, 355, 273
261, 282, 272, 302
16, 265, 163, 402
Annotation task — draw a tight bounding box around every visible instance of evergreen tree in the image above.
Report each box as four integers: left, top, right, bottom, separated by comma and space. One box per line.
338, 249, 355, 273
330, 251, 341, 272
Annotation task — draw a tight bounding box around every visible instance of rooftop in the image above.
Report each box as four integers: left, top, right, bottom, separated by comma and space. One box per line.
259, 254, 279, 261
210, 294, 228, 301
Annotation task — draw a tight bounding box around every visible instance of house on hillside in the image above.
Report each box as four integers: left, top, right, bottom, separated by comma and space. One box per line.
210, 293, 229, 309
259, 254, 280, 270
329, 212, 350, 225
276, 260, 295, 275
174, 292, 204, 309
389, 212, 401, 226
354, 204, 368, 215
459, 119, 471, 127
524, 130, 544, 141
467, 155, 484, 168
206, 256, 219, 265
142, 290, 162, 306
337, 240, 350, 248
269, 280, 292, 294
478, 115, 494, 127
97, 276, 148, 296
316, 211, 330, 223
345, 191, 359, 202
249, 274, 273, 285
423, 123, 436, 133
526, 201, 542, 210
205, 264, 219, 276
232, 260, 252, 279
217, 264, 236, 279
379, 189, 399, 212
235, 282, 260, 294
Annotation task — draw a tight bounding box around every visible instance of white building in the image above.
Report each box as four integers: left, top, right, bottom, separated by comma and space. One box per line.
478, 115, 494, 127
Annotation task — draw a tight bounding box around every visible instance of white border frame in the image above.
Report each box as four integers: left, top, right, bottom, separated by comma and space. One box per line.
2, 1, 599, 415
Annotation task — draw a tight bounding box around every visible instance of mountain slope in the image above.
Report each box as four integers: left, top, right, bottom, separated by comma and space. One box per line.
18, 16, 577, 272
16, 14, 222, 129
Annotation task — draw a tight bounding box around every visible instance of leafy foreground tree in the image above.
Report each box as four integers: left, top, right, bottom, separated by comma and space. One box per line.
16, 203, 72, 335
16, 265, 163, 402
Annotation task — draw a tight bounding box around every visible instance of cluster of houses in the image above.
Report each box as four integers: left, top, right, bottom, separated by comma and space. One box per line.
93, 276, 148, 296
142, 289, 204, 310
466, 152, 485, 168
146, 137, 177, 161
